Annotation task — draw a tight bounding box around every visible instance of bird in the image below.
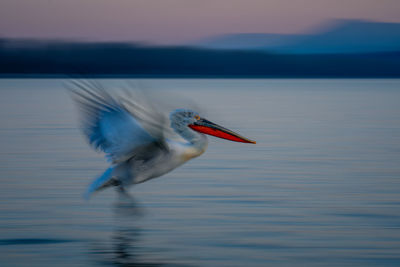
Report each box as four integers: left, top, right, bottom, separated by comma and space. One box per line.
70, 81, 256, 199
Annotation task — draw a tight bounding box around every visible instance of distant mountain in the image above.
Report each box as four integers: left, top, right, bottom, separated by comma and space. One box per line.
192, 33, 303, 50
193, 19, 400, 54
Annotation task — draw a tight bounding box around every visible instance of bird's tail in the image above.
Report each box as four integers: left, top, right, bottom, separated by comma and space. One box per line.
84, 167, 118, 200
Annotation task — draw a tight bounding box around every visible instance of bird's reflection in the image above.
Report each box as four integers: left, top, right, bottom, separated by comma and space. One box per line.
89, 198, 165, 267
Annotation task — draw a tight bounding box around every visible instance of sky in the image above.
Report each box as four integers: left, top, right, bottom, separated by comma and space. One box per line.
0, 0, 399, 44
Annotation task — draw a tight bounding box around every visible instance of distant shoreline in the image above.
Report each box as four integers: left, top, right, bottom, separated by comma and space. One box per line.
1, 38, 400, 78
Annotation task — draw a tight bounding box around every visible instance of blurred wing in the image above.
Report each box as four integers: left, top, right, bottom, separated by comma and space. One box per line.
69, 80, 168, 163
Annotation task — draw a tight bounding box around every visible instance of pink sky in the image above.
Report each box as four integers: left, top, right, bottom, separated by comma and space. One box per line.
1, 0, 399, 44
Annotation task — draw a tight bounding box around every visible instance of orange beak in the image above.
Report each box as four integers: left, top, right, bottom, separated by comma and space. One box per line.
189, 118, 256, 144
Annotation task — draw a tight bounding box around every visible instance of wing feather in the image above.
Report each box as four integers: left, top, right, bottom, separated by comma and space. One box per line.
69, 80, 168, 163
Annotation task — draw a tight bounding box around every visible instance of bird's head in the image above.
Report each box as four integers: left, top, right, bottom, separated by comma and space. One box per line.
170, 109, 256, 144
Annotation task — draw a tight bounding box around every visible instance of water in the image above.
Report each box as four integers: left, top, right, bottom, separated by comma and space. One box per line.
1, 79, 400, 266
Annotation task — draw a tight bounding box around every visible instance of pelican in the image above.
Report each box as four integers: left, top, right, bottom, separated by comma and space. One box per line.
70, 81, 256, 198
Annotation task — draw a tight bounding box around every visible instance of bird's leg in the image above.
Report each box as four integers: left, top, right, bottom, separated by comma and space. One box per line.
117, 186, 134, 201
115, 186, 141, 212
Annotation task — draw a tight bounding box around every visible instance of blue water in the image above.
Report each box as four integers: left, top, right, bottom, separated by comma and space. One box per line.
0, 79, 400, 266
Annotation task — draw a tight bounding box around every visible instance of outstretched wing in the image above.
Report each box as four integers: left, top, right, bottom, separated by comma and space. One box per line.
69, 80, 168, 164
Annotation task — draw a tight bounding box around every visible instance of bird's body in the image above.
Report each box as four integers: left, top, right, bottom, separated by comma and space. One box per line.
113, 136, 206, 187
70, 81, 254, 198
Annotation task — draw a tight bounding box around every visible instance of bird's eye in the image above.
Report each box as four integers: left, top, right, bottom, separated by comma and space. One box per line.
194, 115, 200, 120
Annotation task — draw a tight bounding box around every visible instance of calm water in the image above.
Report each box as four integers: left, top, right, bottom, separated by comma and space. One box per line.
1, 79, 400, 266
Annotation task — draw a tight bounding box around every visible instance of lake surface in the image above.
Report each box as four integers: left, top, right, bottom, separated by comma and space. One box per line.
1, 79, 400, 266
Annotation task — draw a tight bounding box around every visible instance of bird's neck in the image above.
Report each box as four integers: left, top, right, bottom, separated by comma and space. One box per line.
189, 132, 208, 152
182, 133, 208, 160
171, 124, 208, 159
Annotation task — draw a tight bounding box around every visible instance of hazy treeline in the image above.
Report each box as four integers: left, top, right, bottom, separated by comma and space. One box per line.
1, 39, 399, 77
